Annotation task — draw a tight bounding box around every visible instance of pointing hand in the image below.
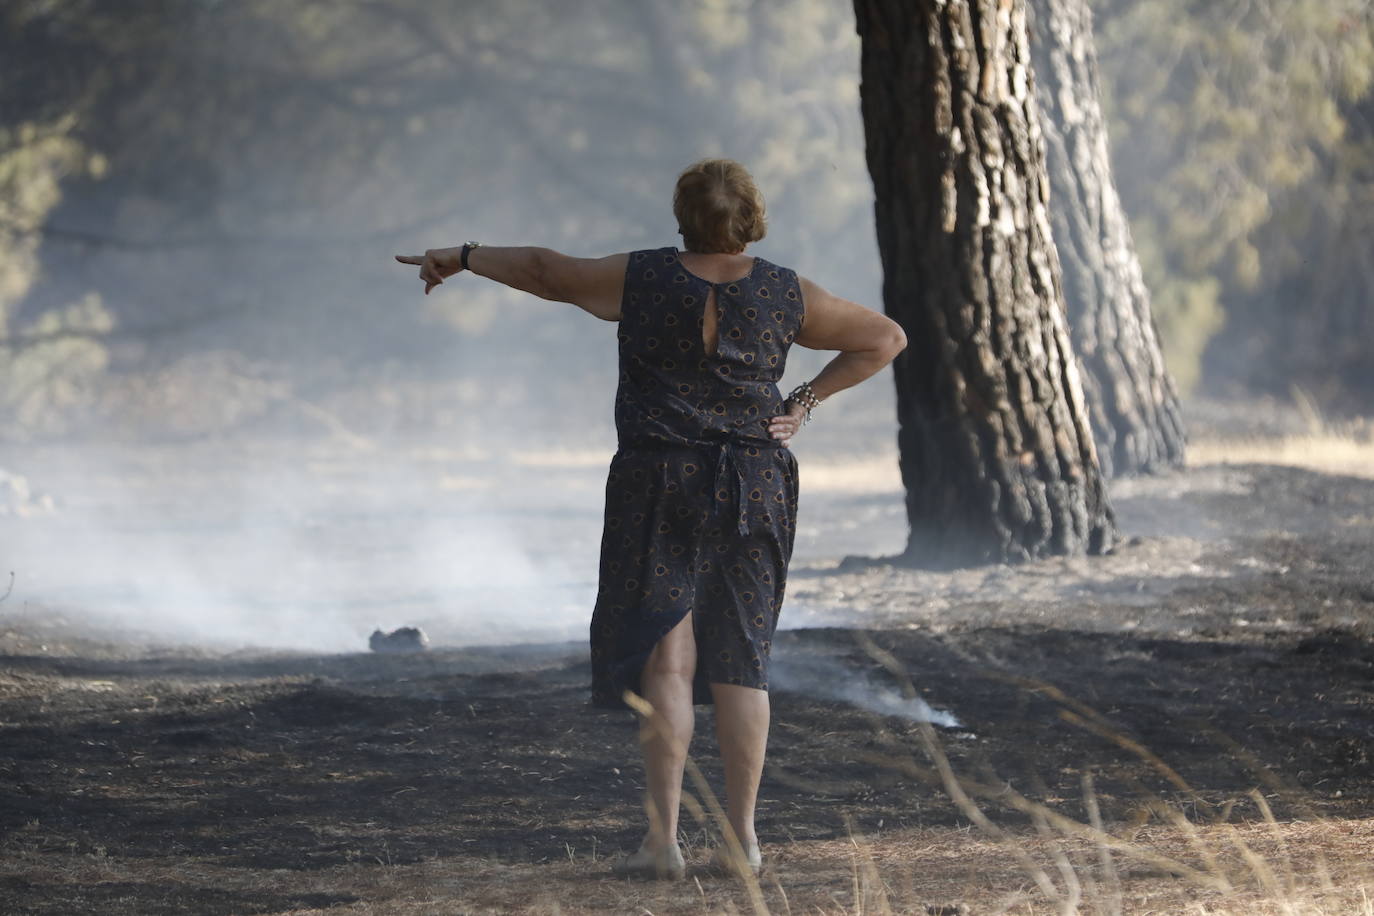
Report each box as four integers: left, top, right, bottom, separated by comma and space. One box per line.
394, 248, 464, 295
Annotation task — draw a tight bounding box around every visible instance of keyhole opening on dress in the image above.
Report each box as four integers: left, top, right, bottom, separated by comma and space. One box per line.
702, 286, 721, 356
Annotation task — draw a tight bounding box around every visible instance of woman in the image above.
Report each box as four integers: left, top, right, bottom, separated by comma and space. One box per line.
396, 159, 905, 879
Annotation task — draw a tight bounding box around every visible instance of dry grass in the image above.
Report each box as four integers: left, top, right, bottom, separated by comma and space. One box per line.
503, 446, 909, 494
11, 671, 1368, 916
798, 455, 903, 493
1189, 391, 1374, 479
790, 421, 1374, 492
502, 409, 1374, 491
1189, 432, 1374, 480
241, 423, 1374, 911
6, 817, 1369, 914
9, 403, 1373, 913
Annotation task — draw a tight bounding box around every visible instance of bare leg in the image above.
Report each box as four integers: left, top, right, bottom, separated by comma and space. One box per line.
709, 682, 770, 857
636, 611, 697, 855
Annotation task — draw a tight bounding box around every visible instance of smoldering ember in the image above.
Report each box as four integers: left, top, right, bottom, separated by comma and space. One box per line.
2, 2, 1372, 914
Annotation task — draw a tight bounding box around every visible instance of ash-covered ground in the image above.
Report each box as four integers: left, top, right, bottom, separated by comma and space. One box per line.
1, 399, 1371, 913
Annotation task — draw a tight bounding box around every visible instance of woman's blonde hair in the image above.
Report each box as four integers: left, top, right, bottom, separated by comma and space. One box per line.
672, 159, 767, 254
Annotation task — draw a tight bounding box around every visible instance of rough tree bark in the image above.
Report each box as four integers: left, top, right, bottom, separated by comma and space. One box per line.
853, 0, 1116, 565
1028, 0, 1186, 477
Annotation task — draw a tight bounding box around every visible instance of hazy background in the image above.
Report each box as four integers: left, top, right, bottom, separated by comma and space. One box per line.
2, 0, 1372, 652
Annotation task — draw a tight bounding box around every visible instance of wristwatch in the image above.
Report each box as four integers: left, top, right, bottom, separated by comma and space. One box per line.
460, 241, 483, 271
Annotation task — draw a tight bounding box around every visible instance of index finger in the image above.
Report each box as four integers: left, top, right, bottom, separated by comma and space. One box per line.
394, 254, 424, 265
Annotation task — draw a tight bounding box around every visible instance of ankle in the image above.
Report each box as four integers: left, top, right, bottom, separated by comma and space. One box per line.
639, 833, 680, 854
711, 838, 762, 873
719, 840, 763, 862
619, 841, 687, 879
725, 826, 758, 853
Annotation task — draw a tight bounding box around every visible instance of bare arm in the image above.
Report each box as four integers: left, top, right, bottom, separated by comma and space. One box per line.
767, 276, 907, 444
394, 246, 628, 321
794, 276, 906, 400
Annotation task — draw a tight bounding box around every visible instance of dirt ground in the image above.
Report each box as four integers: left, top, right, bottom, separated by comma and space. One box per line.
2, 404, 1373, 914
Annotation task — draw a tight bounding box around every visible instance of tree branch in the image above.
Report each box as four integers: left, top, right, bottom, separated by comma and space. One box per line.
0, 206, 461, 252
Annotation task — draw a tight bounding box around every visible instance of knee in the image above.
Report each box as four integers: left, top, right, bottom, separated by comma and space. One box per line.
645, 640, 696, 681
646, 649, 696, 681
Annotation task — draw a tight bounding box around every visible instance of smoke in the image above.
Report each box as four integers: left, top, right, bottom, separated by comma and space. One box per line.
1, 375, 907, 658
5, 444, 604, 653
772, 653, 962, 728
0, 1, 914, 660
2, 383, 912, 657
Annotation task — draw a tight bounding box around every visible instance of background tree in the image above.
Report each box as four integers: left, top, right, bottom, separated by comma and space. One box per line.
1092, 0, 1374, 401
0, 116, 111, 438
0, 0, 885, 442
1234, 87, 1374, 403
1028, 0, 1185, 477
4, 0, 1373, 446
853, 0, 1116, 564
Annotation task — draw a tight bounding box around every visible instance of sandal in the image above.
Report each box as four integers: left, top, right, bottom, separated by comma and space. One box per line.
611, 844, 686, 881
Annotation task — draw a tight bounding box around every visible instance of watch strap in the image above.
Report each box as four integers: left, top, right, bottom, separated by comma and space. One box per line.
460, 241, 483, 271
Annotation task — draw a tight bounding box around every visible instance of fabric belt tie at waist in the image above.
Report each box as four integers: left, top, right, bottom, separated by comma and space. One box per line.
712, 441, 752, 536
619, 435, 778, 537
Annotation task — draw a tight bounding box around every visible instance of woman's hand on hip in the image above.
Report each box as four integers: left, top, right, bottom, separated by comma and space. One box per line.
395, 248, 463, 295
768, 400, 809, 446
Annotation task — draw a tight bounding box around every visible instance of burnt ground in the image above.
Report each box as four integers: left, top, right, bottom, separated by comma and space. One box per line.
1, 460, 1373, 913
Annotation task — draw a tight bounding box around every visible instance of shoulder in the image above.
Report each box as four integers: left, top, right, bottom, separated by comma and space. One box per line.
537, 250, 632, 321
629, 246, 679, 265
750, 255, 797, 282
624, 247, 681, 283
752, 257, 803, 307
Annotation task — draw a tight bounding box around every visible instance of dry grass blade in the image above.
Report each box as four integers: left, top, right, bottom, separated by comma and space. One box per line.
850, 640, 1237, 896
1250, 789, 1298, 899
1193, 722, 1327, 823
995, 673, 1215, 819
1031, 808, 1082, 916
1082, 772, 1123, 916
844, 818, 894, 916
856, 746, 1233, 893
1047, 698, 1206, 811
1152, 800, 1235, 893
852, 632, 914, 695
909, 719, 1064, 904
622, 690, 771, 916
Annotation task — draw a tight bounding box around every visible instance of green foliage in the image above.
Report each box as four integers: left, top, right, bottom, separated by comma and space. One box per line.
0, 0, 877, 438
1224, 85, 1374, 403
1132, 231, 1222, 395
1094, 0, 1374, 393
0, 117, 112, 438
0, 118, 89, 322
0, 293, 113, 439
5, 0, 1374, 441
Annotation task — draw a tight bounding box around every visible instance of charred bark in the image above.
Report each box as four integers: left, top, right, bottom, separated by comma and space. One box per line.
1028, 0, 1185, 477
853, 0, 1116, 565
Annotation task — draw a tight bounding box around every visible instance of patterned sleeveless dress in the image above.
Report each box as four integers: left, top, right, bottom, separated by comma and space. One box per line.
590, 246, 804, 709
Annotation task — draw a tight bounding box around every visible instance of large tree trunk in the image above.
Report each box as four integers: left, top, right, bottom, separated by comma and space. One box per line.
853, 0, 1116, 565
1028, 0, 1185, 477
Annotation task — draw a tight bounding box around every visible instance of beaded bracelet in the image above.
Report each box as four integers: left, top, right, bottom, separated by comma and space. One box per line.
786, 381, 821, 425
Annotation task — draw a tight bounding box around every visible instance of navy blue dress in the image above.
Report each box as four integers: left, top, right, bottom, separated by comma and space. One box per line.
590, 247, 803, 709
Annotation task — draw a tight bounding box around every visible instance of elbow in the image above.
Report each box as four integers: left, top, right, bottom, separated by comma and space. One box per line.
881, 321, 907, 363
527, 248, 560, 301
520, 247, 566, 302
